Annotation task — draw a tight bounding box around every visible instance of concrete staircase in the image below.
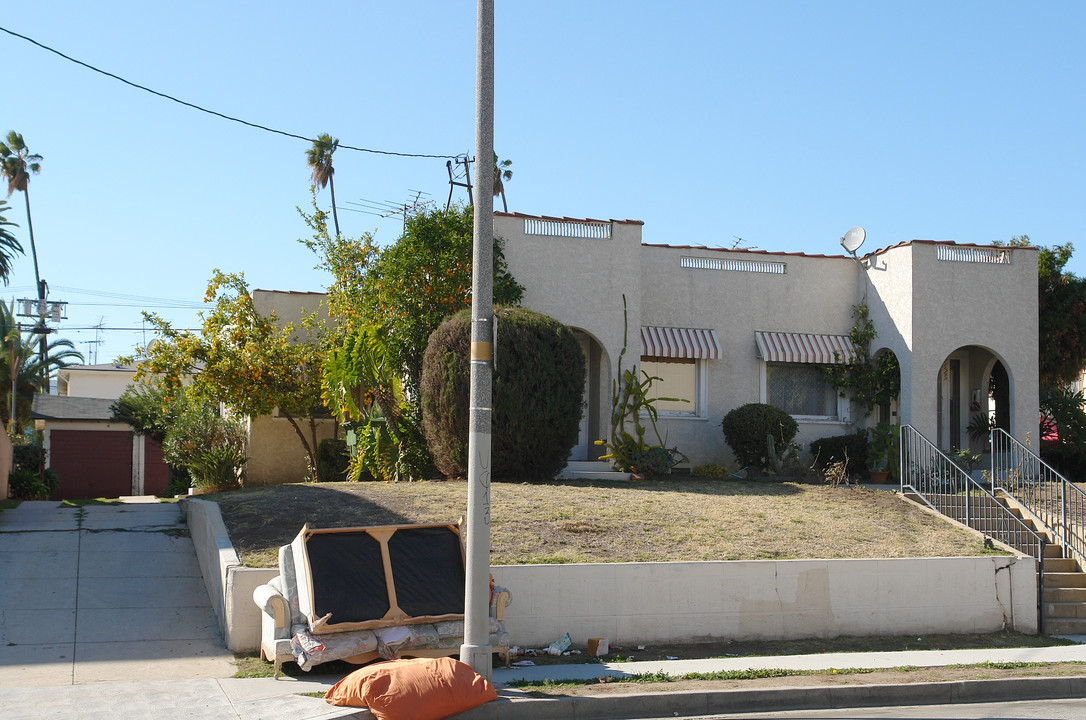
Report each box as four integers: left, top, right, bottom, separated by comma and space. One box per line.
998, 492, 1086, 635
555, 461, 631, 481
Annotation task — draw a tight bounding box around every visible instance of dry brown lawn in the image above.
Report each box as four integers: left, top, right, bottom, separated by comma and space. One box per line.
207, 478, 997, 568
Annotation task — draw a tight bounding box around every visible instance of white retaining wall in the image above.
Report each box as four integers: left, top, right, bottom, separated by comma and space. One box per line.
184, 498, 1038, 653
491, 556, 1037, 648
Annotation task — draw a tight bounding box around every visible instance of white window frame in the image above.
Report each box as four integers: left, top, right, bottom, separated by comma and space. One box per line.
639, 357, 709, 420
759, 361, 850, 424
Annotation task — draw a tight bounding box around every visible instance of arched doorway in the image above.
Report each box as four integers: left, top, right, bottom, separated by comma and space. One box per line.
569, 330, 607, 461
936, 346, 1010, 453
873, 348, 901, 425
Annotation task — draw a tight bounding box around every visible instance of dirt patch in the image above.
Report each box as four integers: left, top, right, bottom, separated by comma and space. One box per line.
518, 662, 1086, 697
207, 479, 995, 568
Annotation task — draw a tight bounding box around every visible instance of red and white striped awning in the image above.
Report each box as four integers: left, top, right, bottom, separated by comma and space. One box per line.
640, 326, 720, 360
754, 331, 859, 364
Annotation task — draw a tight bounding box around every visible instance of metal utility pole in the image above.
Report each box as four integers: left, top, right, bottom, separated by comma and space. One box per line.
460, 0, 495, 681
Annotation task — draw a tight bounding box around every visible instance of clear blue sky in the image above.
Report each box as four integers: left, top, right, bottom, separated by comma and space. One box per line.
3, 2, 1084, 365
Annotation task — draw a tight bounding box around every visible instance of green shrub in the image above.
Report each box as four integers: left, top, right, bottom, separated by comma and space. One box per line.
316, 438, 349, 482
809, 432, 868, 477
421, 306, 585, 481
692, 463, 728, 478
187, 445, 247, 491
9, 468, 55, 500
12, 443, 45, 473
163, 401, 247, 488
721, 403, 798, 470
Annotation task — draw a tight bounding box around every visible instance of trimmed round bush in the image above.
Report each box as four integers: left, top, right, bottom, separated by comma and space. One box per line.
721, 403, 798, 470
421, 306, 585, 481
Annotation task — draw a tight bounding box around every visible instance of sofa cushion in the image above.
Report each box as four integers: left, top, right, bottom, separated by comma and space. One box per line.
324, 657, 497, 720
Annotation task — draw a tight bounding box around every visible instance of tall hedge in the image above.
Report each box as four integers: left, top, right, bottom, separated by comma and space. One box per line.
421, 307, 585, 480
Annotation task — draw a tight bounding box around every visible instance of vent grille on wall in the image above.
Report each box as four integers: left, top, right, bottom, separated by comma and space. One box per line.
524, 218, 612, 239
680, 256, 786, 274
935, 246, 1010, 264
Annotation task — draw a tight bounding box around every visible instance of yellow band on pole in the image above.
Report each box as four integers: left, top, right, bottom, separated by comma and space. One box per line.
470, 341, 492, 362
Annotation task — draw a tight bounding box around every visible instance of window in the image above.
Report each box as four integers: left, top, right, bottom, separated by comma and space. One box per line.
766, 363, 839, 419
641, 357, 702, 417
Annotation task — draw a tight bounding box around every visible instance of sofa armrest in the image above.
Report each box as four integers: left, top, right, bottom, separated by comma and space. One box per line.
492, 588, 511, 622
253, 583, 290, 630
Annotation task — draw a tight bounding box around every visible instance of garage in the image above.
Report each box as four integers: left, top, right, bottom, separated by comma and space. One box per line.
31, 395, 171, 500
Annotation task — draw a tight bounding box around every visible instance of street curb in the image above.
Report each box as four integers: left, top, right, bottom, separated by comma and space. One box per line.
451, 675, 1086, 719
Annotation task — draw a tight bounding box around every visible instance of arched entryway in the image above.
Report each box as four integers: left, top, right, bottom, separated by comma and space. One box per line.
873, 348, 901, 425
569, 330, 608, 461
936, 346, 1012, 453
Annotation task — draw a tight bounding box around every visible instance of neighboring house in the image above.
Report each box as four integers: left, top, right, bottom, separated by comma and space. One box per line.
495, 212, 1039, 467
247, 290, 336, 486
32, 363, 170, 499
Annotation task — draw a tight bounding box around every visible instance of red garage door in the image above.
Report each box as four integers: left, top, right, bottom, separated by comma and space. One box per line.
49, 430, 133, 500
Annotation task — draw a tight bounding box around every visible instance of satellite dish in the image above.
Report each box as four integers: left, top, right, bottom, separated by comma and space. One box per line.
840, 226, 866, 255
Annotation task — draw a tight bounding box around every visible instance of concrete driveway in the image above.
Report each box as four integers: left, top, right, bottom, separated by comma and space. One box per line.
0, 498, 235, 686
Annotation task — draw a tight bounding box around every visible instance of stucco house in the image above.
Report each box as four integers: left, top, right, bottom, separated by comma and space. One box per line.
251, 212, 1037, 481
495, 212, 1038, 469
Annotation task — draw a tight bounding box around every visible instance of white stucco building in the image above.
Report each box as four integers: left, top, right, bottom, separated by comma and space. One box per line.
497, 212, 1039, 468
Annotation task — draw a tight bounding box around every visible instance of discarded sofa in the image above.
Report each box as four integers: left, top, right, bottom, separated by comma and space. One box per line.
252, 522, 511, 678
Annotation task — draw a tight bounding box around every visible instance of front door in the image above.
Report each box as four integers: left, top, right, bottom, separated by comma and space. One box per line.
938, 357, 963, 450
569, 336, 591, 461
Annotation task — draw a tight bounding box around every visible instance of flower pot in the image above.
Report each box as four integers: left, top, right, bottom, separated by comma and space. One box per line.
867, 470, 890, 484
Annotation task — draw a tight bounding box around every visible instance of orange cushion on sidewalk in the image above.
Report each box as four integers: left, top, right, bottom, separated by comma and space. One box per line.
324, 656, 498, 720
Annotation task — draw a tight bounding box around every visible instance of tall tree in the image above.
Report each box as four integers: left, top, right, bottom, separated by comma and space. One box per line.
0, 132, 42, 287
123, 270, 328, 478
0, 199, 23, 284
356, 204, 524, 391
306, 133, 341, 237
493, 153, 512, 212
1000, 236, 1086, 389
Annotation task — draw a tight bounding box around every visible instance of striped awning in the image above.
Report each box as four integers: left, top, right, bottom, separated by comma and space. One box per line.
754, 331, 859, 364
641, 326, 720, 360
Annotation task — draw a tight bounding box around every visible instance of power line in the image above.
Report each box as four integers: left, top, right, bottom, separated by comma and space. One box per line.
0, 25, 459, 160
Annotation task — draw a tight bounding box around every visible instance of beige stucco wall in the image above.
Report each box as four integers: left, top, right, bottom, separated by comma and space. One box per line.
58, 366, 137, 399
640, 245, 857, 465
899, 243, 1038, 444
245, 415, 338, 486
252, 289, 329, 333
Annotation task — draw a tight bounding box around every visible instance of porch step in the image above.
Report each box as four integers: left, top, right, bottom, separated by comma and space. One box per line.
1044, 618, 1086, 635
1044, 557, 1082, 573
1045, 601, 1086, 619
1044, 587, 1086, 603
1043, 572, 1086, 589
556, 461, 631, 481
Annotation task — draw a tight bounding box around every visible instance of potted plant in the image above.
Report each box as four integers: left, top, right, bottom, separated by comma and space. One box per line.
867, 422, 899, 483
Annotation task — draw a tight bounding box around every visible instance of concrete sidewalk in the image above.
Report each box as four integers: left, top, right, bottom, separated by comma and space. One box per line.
0, 498, 234, 686
1, 644, 1085, 719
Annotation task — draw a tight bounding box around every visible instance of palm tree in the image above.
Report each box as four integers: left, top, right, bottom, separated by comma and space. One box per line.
0, 300, 83, 431
0, 132, 42, 288
306, 133, 341, 237
0, 199, 23, 284
493, 153, 512, 212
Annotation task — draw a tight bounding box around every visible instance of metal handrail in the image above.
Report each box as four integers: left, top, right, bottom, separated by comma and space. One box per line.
900, 424, 1046, 633
991, 428, 1086, 566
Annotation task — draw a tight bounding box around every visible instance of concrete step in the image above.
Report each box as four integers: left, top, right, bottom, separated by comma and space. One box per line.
1045, 601, 1086, 619
556, 462, 631, 481
1044, 618, 1086, 635
1044, 557, 1082, 573
1045, 543, 1067, 558
1043, 572, 1086, 588
1044, 587, 1086, 603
